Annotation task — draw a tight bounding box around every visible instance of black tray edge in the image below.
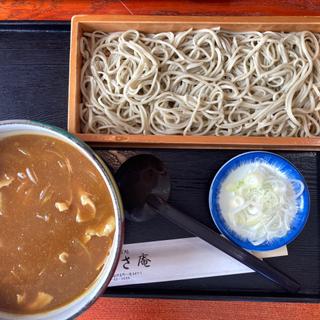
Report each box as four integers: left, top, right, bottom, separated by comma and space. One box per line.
0, 20, 70, 32
103, 292, 320, 303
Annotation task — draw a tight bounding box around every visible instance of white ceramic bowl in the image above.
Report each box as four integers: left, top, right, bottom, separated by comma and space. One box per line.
0, 120, 124, 320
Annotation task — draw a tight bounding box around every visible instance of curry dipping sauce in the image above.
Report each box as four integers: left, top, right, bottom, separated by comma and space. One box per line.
0, 134, 115, 314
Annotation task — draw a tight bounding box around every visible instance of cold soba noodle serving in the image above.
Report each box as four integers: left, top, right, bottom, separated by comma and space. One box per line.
0, 135, 115, 313
80, 28, 320, 137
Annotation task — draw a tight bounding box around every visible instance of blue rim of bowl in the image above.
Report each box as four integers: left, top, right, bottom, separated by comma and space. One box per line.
208, 151, 310, 251
0, 119, 124, 320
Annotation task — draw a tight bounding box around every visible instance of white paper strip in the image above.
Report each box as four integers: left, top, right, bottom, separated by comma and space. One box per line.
109, 237, 287, 287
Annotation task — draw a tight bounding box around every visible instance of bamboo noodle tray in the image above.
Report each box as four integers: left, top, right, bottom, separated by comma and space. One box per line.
68, 15, 320, 150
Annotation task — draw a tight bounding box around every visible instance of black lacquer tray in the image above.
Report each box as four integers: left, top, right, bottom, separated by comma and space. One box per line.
0, 22, 319, 302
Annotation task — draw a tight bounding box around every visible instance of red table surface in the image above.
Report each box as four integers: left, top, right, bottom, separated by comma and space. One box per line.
1, 0, 320, 319
1, 0, 320, 19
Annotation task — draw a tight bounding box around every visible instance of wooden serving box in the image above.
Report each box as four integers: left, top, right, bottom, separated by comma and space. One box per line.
68, 15, 320, 150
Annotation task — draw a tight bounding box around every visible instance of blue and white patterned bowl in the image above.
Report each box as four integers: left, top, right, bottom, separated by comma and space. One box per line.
209, 151, 310, 251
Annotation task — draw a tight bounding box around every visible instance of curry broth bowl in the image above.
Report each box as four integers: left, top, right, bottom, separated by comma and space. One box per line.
0, 120, 124, 320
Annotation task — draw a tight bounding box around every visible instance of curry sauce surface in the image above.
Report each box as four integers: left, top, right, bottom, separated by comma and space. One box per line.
0, 135, 115, 313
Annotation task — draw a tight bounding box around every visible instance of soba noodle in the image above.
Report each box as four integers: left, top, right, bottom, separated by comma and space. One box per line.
80, 28, 320, 137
